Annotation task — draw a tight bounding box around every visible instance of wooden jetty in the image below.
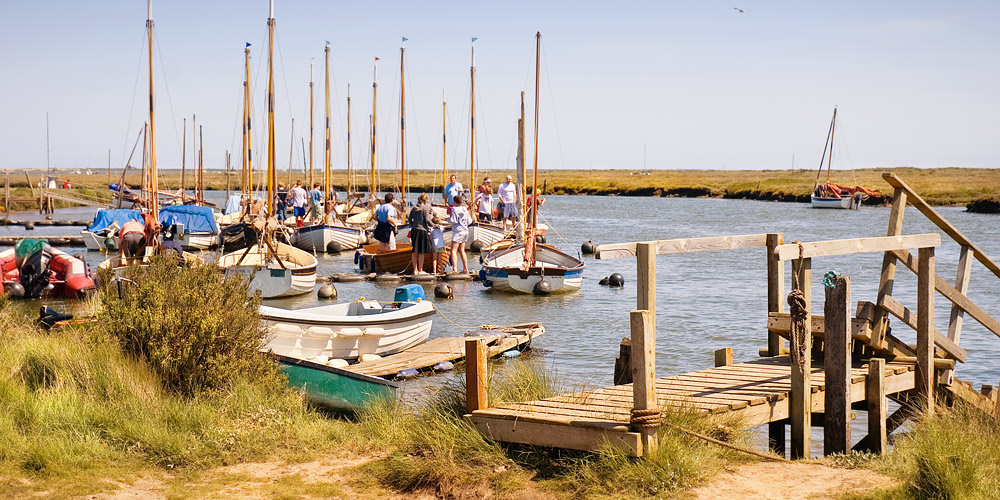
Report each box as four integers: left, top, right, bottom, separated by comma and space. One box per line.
345, 323, 543, 378
0, 235, 85, 246
465, 173, 1000, 459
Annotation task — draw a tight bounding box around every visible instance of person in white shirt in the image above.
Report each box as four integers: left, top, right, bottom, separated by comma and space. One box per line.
475, 177, 494, 222
373, 193, 399, 251
497, 175, 518, 229
448, 195, 472, 273
289, 181, 308, 228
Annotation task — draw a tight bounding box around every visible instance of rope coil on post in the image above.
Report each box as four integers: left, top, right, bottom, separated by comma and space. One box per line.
629, 408, 662, 430
787, 240, 809, 369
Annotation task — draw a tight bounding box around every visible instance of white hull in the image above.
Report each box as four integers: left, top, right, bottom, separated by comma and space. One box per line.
481, 243, 585, 294
468, 223, 508, 249
293, 224, 365, 252
488, 273, 582, 294
260, 300, 434, 359
810, 195, 857, 209
176, 232, 219, 251
81, 231, 114, 251
217, 242, 318, 299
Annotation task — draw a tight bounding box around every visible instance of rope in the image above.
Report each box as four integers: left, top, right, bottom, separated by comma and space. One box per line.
537, 212, 571, 247
822, 270, 842, 289
630, 408, 661, 429
661, 420, 792, 463
787, 240, 809, 368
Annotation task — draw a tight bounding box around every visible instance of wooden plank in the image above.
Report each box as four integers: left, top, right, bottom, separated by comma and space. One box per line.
917, 247, 935, 416
790, 257, 811, 460
636, 242, 655, 312
614, 338, 632, 385
714, 348, 733, 367
883, 172, 1000, 280
768, 314, 874, 341
943, 246, 973, 385
466, 338, 488, 413
630, 308, 658, 454
823, 275, 852, 456
878, 295, 966, 362
767, 233, 785, 358
774, 234, 940, 261
889, 249, 1000, 339
866, 358, 887, 455
595, 233, 769, 259
466, 414, 643, 456
875, 187, 907, 330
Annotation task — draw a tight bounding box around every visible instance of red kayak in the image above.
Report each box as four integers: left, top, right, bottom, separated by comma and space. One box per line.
1, 239, 96, 299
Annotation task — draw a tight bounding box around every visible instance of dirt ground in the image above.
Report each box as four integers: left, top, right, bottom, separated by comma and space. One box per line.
690, 461, 894, 500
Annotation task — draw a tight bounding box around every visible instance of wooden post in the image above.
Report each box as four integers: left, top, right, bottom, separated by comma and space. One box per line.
790, 257, 811, 460
943, 245, 972, 385
614, 338, 632, 385
465, 337, 488, 413
630, 309, 658, 455
3, 174, 9, 224
917, 247, 935, 416
866, 358, 887, 455
636, 242, 655, 312
875, 188, 907, 325
714, 348, 733, 367
766, 233, 786, 456
823, 275, 851, 456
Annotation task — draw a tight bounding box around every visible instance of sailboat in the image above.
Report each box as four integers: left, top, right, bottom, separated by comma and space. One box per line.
464, 38, 509, 251
216, 0, 317, 298
100, 0, 201, 272
293, 42, 365, 253
810, 107, 878, 209
481, 32, 584, 295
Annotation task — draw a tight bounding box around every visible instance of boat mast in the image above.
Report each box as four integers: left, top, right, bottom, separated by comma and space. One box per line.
442, 89, 447, 194
242, 44, 253, 210
370, 58, 378, 200
529, 32, 541, 264
287, 118, 294, 191
827, 106, 837, 184
400, 40, 407, 204
517, 91, 526, 242
309, 60, 314, 187
346, 83, 352, 202
469, 38, 477, 218
324, 42, 331, 202
181, 117, 186, 200
197, 125, 204, 204
812, 107, 836, 191
266, 0, 276, 215
191, 114, 195, 199
146, 0, 158, 222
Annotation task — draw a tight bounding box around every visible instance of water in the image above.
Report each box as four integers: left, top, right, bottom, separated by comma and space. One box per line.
5, 192, 999, 455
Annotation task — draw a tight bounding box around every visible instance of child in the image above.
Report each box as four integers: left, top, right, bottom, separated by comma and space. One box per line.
430, 215, 446, 273
448, 195, 472, 273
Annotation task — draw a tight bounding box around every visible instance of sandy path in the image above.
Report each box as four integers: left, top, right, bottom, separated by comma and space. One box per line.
690, 461, 894, 500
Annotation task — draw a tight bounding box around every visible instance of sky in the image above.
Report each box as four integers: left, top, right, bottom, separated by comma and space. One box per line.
1, 0, 997, 175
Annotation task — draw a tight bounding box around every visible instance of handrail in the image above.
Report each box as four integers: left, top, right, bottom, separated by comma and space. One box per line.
773, 234, 940, 261
596, 233, 769, 259
883, 173, 1000, 279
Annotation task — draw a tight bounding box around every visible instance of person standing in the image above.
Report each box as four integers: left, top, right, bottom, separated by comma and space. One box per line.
444, 174, 464, 207
430, 215, 446, 274
290, 180, 308, 228
160, 228, 184, 261
475, 177, 494, 223
373, 193, 399, 251
275, 182, 288, 222
407, 193, 434, 275
497, 175, 518, 229
308, 183, 324, 222
448, 195, 472, 273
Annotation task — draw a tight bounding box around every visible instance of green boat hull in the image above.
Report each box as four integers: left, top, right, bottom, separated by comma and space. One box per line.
276, 354, 397, 412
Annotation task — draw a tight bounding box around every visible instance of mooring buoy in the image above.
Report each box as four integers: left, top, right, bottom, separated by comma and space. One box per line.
317, 284, 338, 299
396, 368, 419, 380
4, 282, 25, 298
433, 361, 454, 372
469, 240, 483, 252
23, 221, 35, 230
326, 241, 344, 254
434, 282, 453, 299
333, 273, 365, 283
581, 239, 596, 255
599, 276, 610, 286
608, 273, 625, 287
535, 234, 546, 244
533, 279, 552, 295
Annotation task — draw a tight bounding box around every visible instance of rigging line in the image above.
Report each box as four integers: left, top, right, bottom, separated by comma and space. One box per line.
404, 62, 426, 174
119, 29, 147, 171
275, 30, 297, 166
227, 53, 246, 164
541, 45, 568, 170
473, 73, 493, 172
152, 30, 185, 181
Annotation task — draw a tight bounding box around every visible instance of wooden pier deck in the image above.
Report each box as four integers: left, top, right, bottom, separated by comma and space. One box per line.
468, 356, 916, 455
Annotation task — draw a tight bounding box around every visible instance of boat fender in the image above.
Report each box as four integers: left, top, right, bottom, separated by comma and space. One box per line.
362, 327, 387, 337
502, 349, 521, 359
396, 368, 419, 379
598, 276, 609, 286
359, 353, 382, 363
337, 328, 363, 338
434, 282, 453, 299
533, 279, 552, 295
3, 282, 25, 298
581, 239, 596, 255
608, 273, 625, 287
470, 240, 483, 252
327, 358, 349, 368
432, 361, 454, 372
354, 251, 360, 265
23, 221, 34, 230
312, 355, 330, 364
326, 241, 344, 254
317, 284, 338, 299
306, 326, 336, 337
534, 234, 545, 244
272, 323, 303, 335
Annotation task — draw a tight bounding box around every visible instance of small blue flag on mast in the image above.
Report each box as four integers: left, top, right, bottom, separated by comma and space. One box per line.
402, 36, 408, 43
471, 37, 478, 43
245, 42, 251, 48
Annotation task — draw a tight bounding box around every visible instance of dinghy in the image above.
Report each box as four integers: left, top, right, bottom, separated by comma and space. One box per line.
1, 239, 96, 299
810, 107, 879, 209
158, 205, 220, 250
81, 208, 143, 251
355, 243, 450, 275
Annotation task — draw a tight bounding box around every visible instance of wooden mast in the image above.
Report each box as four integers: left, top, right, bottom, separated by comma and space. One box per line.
346, 83, 352, 202
197, 125, 204, 204
469, 38, 477, 218
191, 114, 195, 200
180, 117, 186, 200
146, 0, 159, 223
400, 42, 407, 204
242, 44, 253, 213
370, 58, 378, 201
309, 60, 314, 187
812, 107, 836, 191
826, 107, 837, 184
529, 32, 541, 264
287, 118, 294, 192
442, 89, 447, 193
266, 0, 276, 215
517, 91, 526, 242
324, 42, 331, 201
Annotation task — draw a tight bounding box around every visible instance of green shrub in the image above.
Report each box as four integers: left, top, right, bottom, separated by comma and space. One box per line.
97, 255, 278, 396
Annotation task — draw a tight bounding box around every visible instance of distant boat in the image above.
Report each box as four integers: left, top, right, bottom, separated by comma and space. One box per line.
810, 107, 878, 209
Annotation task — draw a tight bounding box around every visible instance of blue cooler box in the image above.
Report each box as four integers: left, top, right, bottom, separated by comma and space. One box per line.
394, 284, 425, 302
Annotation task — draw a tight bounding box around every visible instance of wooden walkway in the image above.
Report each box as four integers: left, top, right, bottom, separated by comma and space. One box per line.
468, 356, 916, 456
346, 323, 543, 378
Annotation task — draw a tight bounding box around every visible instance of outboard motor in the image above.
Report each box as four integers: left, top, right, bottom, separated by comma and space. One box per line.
15, 239, 53, 299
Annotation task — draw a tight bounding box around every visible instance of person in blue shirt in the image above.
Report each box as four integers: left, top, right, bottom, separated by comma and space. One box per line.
372, 193, 398, 251
444, 174, 464, 207
308, 183, 324, 222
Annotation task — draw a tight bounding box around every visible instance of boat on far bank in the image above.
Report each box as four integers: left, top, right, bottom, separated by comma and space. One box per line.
810, 107, 879, 209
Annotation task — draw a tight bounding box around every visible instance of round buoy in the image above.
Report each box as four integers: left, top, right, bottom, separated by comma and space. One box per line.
23, 221, 35, 230
5, 283, 25, 298
599, 276, 609, 286
533, 279, 552, 295
375, 273, 402, 283
317, 284, 338, 299
535, 234, 546, 244
334, 273, 366, 283
581, 239, 596, 255
104, 237, 116, 250
396, 368, 419, 380
444, 272, 472, 281
411, 273, 436, 283
326, 241, 344, 254
433, 361, 454, 372
608, 273, 625, 287
434, 282, 453, 299
469, 240, 483, 252
45, 215, 53, 221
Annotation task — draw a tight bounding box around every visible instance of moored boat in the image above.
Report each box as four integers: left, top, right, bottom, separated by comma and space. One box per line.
218, 239, 317, 298
481, 242, 584, 294
81, 208, 143, 251
355, 243, 450, 275
810, 107, 879, 209
1, 239, 95, 299
293, 222, 365, 253
272, 355, 397, 412
158, 204, 220, 250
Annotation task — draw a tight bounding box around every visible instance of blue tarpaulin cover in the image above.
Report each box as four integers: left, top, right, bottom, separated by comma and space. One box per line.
85, 209, 143, 233
159, 205, 219, 234
223, 194, 261, 215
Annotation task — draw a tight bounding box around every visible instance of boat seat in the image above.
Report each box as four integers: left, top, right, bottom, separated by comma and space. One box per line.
357, 301, 384, 315
300, 327, 335, 357
266, 325, 301, 356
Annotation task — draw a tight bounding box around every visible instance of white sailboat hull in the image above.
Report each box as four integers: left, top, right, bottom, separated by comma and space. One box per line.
481, 243, 584, 294
218, 242, 318, 298
468, 222, 507, 249
176, 232, 220, 251
260, 300, 434, 359
293, 224, 365, 252
81, 231, 114, 251
810, 195, 858, 209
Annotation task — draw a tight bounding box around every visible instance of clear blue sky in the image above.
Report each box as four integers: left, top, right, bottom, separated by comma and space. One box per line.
1, 1, 997, 174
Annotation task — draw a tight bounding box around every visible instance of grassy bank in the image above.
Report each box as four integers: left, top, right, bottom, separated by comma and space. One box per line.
5, 167, 999, 206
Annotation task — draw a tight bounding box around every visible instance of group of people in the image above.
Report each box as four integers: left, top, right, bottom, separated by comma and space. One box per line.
275, 181, 338, 227
445, 174, 543, 230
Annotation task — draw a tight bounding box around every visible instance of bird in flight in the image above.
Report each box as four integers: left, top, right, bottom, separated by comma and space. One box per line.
733, 7, 745, 13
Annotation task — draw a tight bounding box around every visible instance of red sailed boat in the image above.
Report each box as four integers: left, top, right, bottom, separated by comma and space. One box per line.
1, 239, 96, 299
